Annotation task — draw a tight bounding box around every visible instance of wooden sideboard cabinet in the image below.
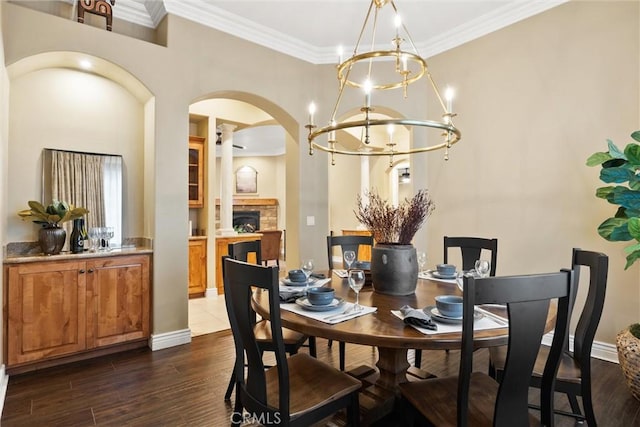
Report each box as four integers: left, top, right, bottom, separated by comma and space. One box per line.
188, 238, 207, 298
188, 135, 205, 208
5, 254, 150, 370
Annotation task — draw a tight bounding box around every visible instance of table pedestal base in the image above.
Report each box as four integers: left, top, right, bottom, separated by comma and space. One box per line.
346, 348, 436, 425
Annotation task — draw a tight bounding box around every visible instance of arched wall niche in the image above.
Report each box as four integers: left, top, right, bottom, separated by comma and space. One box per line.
6, 51, 154, 247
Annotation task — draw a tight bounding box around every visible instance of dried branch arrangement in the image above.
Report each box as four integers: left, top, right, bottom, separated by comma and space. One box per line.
355, 189, 435, 245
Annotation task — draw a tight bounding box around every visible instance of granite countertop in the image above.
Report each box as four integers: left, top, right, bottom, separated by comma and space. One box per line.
4, 238, 153, 264
4, 247, 153, 264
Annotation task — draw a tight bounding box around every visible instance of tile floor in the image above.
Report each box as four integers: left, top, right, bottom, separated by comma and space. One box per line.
188, 293, 230, 336
188, 259, 286, 337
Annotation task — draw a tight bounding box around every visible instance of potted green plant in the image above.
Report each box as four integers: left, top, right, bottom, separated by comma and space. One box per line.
355, 189, 435, 295
586, 130, 640, 269
587, 130, 640, 401
18, 200, 89, 255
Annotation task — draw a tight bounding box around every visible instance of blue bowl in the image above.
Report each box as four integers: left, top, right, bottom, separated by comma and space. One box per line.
307, 287, 335, 306
436, 263, 456, 277
288, 269, 307, 282
435, 295, 463, 318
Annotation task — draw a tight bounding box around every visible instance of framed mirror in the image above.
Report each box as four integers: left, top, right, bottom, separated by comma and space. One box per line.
42, 148, 123, 247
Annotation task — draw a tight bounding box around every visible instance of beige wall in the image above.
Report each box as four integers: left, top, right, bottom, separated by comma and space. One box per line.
0, 0, 8, 365
1, 1, 639, 355
423, 1, 640, 342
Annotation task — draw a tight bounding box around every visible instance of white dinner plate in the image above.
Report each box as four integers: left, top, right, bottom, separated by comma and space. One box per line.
295, 297, 345, 311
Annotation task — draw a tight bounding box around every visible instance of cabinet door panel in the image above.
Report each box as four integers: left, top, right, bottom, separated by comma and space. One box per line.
87, 255, 150, 348
7, 261, 86, 365
188, 239, 207, 297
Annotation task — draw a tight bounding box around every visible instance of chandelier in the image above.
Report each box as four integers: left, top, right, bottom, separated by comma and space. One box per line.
306, 0, 461, 165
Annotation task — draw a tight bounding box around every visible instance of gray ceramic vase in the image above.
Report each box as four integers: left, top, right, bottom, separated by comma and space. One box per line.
370, 244, 418, 295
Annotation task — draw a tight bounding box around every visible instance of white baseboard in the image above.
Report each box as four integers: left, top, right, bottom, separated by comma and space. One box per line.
541, 333, 619, 364
149, 328, 192, 351
0, 364, 7, 417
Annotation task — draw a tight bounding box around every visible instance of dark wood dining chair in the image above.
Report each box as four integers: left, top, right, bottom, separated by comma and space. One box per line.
414, 235, 499, 368
489, 248, 608, 426
444, 235, 498, 275
399, 270, 573, 426
223, 241, 316, 402
224, 257, 361, 426
260, 229, 283, 266
326, 234, 374, 371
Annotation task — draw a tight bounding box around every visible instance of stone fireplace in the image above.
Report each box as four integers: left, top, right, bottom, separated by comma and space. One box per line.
216, 198, 279, 231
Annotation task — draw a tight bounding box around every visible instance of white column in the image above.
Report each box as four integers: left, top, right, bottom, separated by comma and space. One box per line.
217, 123, 237, 236
358, 149, 371, 230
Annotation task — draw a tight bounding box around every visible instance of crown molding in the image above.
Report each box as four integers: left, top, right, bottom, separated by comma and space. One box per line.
416, 0, 569, 59
113, 0, 569, 64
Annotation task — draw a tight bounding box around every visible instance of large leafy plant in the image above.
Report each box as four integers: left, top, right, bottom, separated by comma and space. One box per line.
18, 200, 88, 227
587, 131, 640, 269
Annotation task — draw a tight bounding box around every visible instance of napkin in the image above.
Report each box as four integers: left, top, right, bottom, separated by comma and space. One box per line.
279, 291, 306, 303
400, 305, 437, 330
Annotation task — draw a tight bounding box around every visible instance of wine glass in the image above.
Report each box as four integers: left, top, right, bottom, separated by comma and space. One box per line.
348, 269, 366, 312
105, 226, 115, 251
343, 250, 356, 271
301, 259, 314, 293
475, 259, 491, 278
88, 227, 100, 252
417, 251, 427, 273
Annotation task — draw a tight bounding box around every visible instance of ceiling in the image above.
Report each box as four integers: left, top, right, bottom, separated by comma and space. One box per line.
112, 0, 567, 64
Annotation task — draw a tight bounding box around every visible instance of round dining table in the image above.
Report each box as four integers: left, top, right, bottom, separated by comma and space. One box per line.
252, 274, 555, 423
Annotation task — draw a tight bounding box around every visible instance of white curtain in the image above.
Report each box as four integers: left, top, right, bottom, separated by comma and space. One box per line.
103, 155, 123, 246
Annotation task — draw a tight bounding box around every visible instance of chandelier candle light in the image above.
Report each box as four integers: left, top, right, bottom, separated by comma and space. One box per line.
306, 0, 461, 165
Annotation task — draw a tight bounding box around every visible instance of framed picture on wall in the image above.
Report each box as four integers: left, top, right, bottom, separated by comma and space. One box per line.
236, 165, 258, 194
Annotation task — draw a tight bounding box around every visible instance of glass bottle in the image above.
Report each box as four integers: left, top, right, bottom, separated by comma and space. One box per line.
70, 218, 85, 254
81, 221, 89, 251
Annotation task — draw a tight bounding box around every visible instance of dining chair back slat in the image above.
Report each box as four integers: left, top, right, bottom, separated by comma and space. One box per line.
327, 235, 374, 270
444, 236, 498, 275
228, 240, 262, 265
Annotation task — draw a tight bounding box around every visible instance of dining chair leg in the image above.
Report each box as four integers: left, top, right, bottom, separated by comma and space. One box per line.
224, 370, 236, 401
347, 392, 361, 426
414, 349, 422, 368
339, 341, 346, 371
308, 336, 317, 357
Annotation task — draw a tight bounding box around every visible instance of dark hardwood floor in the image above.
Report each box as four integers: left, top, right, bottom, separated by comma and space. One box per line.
3, 329, 640, 426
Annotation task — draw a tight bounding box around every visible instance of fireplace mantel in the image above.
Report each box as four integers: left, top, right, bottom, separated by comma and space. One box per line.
215, 198, 278, 206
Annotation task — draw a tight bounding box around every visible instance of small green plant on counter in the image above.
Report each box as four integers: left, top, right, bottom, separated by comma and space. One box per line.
18, 200, 88, 227
587, 131, 640, 269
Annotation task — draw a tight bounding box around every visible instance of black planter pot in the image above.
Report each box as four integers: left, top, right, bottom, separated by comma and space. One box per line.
370, 244, 418, 295
39, 225, 66, 255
